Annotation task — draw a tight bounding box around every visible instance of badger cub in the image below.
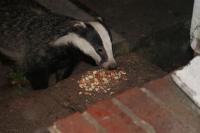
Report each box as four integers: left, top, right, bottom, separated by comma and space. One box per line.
0, 1, 117, 89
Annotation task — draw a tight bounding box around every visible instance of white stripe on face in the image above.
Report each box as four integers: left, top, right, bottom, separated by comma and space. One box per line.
53, 33, 101, 64
88, 21, 116, 64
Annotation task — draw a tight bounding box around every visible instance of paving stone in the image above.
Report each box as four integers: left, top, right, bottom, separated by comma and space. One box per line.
37, 0, 93, 20
113, 40, 130, 56
54, 112, 99, 133
33, 128, 50, 133
111, 30, 126, 45
116, 88, 188, 133
87, 99, 145, 133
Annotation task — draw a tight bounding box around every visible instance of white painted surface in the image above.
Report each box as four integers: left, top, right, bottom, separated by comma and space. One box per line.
191, 0, 200, 54
172, 56, 200, 108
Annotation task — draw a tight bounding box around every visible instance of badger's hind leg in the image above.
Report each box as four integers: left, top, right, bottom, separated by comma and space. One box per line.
47, 65, 76, 87
25, 69, 50, 90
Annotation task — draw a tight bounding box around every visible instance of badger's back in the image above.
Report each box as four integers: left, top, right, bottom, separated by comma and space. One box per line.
0, 0, 75, 66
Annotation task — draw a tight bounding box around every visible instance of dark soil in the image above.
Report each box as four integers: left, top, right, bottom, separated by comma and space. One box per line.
0, 53, 165, 133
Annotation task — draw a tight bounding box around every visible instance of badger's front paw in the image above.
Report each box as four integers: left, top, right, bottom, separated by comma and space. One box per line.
25, 70, 49, 90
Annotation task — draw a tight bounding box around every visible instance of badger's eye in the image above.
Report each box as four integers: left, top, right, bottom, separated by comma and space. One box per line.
97, 48, 103, 53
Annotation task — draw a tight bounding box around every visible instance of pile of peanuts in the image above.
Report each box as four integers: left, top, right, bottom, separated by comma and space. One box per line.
78, 69, 127, 95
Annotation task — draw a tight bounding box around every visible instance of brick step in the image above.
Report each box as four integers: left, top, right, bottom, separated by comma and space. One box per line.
45, 76, 200, 133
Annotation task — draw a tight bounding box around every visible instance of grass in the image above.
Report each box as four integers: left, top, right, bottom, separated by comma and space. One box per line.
7, 69, 29, 95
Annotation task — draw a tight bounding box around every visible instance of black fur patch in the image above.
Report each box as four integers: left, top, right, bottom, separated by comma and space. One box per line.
0, 0, 111, 89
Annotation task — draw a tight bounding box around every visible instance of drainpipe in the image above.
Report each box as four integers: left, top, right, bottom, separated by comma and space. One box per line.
191, 0, 200, 54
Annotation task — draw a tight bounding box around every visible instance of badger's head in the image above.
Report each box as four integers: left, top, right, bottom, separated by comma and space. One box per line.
53, 20, 117, 70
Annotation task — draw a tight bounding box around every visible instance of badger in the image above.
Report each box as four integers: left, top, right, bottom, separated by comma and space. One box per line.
0, 0, 117, 89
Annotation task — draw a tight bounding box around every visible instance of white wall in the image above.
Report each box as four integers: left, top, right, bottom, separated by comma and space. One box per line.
191, 0, 200, 54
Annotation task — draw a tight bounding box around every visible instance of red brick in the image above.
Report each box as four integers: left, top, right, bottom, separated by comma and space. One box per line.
87, 99, 145, 133
144, 76, 200, 133
116, 88, 186, 133
55, 112, 99, 133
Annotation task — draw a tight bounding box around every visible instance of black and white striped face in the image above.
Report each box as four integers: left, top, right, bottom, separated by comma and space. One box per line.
53, 21, 117, 70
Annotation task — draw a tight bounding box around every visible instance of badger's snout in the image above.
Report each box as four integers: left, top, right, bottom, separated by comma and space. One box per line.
102, 61, 117, 70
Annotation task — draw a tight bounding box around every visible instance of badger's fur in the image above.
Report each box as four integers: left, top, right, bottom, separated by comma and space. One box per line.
0, 0, 117, 89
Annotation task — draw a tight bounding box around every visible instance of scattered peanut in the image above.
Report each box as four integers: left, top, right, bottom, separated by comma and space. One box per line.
78, 69, 127, 95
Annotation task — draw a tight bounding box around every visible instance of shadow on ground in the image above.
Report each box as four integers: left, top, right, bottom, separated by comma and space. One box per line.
135, 22, 194, 72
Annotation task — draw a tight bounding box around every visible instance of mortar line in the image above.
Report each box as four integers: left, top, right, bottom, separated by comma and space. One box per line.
48, 125, 62, 133
82, 111, 108, 133
140, 87, 198, 133
112, 98, 156, 133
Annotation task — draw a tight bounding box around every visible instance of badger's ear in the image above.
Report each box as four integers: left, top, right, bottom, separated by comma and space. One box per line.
96, 17, 104, 22
73, 21, 87, 28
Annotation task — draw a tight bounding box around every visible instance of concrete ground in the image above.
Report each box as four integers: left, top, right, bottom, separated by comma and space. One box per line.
0, 0, 199, 133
